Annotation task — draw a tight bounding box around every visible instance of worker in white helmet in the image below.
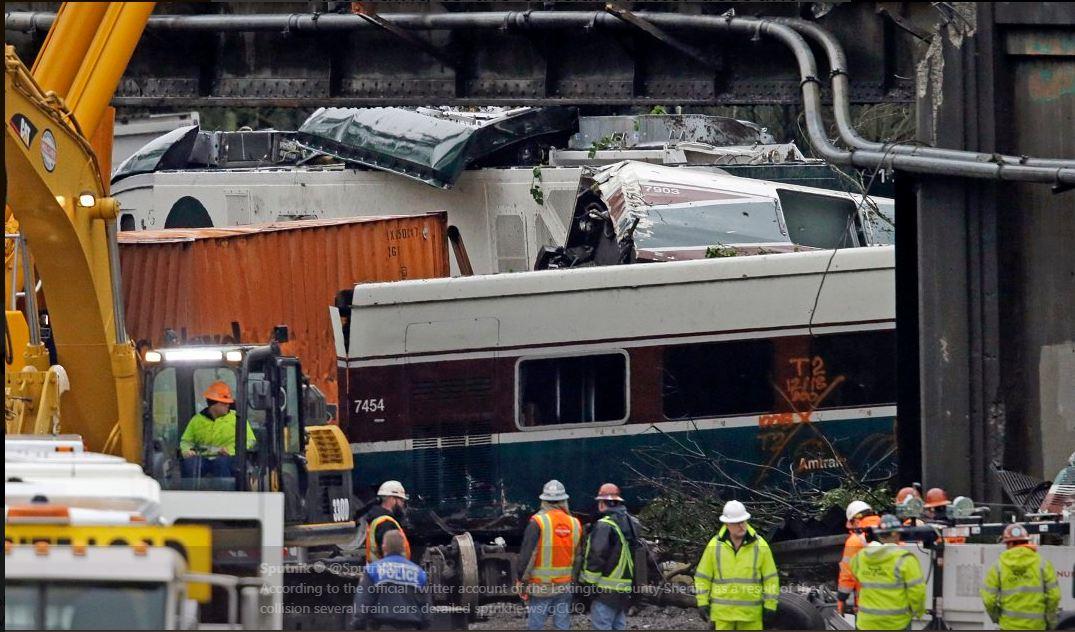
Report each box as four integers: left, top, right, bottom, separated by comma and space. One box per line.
837, 500, 881, 616
361, 480, 411, 562
694, 500, 779, 630
517, 479, 582, 630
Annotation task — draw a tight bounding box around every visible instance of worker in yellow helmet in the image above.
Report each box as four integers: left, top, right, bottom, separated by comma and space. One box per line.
694, 500, 779, 630
980, 523, 1061, 630
180, 381, 256, 477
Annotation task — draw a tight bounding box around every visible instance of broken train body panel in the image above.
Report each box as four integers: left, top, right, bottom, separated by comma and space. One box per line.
333, 247, 897, 535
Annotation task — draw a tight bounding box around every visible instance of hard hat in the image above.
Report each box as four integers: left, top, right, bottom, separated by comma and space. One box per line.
720, 500, 751, 524
595, 483, 624, 502
879, 514, 902, 530
845, 500, 873, 522
1002, 523, 1030, 544
377, 480, 409, 501
896, 487, 921, 504
539, 479, 569, 502
923, 487, 950, 508
203, 381, 234, 404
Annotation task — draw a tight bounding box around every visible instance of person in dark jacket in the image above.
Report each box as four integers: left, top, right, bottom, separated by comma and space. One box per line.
349, 531, 431, 630
362, 481, 411, 562
580, 483, 642, 631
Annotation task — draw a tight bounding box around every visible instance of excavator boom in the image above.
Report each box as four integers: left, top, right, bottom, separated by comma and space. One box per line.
4, 2, 155, 461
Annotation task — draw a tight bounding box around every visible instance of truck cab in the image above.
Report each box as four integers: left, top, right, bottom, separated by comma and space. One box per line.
4, 438, 267, 630
141, 339, 355, 542
6, 545, 195, 630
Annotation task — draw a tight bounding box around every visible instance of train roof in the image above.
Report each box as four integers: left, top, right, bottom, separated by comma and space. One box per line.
341, 247, 895, 361
351, 245, 894, 307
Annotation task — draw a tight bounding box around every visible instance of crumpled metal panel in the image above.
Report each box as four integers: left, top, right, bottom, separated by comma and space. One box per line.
569, 114, 775, 150
118, 214, 450, 407
112, 124, 202, 183
295, 106, 578, 189
600, 161, 793, 250
112, 126, 308, 183
535, 160, 809, 270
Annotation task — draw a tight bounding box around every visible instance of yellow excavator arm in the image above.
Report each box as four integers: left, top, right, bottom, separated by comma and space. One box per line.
4, 2, 155, 461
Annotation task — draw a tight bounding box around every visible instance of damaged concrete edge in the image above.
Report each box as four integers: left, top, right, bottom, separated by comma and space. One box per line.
915, 2, 978, 146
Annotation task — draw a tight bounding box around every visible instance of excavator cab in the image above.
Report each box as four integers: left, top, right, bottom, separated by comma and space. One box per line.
141, 340, 356, 545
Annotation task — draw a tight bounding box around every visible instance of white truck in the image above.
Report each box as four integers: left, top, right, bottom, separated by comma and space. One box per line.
4, 436, 274, 630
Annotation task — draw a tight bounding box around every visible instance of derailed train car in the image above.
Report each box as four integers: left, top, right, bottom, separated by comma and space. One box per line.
332, 246, 897, 539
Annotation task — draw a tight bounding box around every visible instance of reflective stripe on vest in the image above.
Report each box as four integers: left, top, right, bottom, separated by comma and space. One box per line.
850, 548, 920, 629
708, 534, 765, 607
366, 515, 411, 562
530, 509, 580, 584
989, 556, 1053, 627
581, 515, 634, 592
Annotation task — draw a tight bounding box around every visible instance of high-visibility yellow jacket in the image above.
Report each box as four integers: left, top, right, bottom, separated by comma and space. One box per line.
694, 524, 779, 622
179, 409, 256, 456
848, 543, 926, 630
980, 545, 1061, 630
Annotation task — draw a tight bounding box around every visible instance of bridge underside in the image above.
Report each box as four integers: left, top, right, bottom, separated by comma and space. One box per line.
7, 1, 916, 108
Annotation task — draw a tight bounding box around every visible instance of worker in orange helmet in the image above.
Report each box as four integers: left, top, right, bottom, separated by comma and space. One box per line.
923, 487, 965, 544
179, 380, 256, 477
836, 500, 882, 616
581, 483, 643, 630
980, 524, 1061, 630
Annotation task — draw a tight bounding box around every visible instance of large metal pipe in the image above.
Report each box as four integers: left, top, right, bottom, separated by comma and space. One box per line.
772, 17, 1075, 170
6, 9, 1074, 186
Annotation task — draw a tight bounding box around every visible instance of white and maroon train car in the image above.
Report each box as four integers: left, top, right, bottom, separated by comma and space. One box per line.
331, 246, 897, 535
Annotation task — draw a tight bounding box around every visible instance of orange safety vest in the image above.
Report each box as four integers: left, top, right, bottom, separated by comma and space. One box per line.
365, 514, 411, 562
838, 515, 882, 596
528, 508, 582, 584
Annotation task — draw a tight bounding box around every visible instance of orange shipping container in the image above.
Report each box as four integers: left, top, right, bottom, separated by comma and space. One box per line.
118, 213, 450, 409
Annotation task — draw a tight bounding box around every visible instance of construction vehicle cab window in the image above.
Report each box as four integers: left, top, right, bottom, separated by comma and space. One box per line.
139, 342, 353, 535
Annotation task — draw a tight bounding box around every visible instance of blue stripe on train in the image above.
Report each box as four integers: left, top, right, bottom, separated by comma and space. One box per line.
352, 416, 896, 520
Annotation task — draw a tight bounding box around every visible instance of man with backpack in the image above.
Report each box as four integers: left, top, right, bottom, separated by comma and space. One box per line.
580, 483, 643, 630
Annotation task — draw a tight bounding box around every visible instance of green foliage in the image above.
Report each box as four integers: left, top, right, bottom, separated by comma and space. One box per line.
587, 133, 622, 159
705, 244, 738, 258
649, 105, 669, 115
529, 166, 544, 206
639, 495, 726, 560
814, 481, 892, 520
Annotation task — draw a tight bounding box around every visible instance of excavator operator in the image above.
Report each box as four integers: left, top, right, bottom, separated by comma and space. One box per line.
179, 381, 256, 477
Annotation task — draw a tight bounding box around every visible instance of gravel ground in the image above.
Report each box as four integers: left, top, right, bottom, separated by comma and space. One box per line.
470, 603, 711, 630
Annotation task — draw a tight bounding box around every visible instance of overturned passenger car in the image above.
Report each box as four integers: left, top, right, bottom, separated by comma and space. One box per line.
536, 160, 894, 269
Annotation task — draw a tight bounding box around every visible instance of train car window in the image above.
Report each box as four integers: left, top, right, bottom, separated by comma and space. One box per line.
777, 188, 860, 249
517, 352, 628, 427
791, 330, 897, 408
663, 339, 774, 419
662, 330, 896, 419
